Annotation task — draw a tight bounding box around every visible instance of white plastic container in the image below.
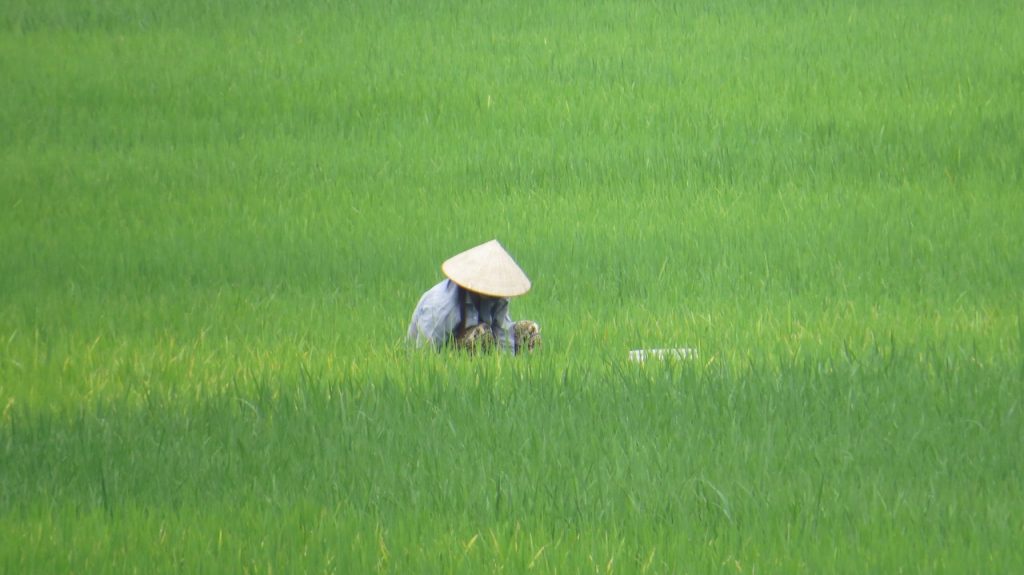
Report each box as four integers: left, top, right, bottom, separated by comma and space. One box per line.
628, 348, 699, 362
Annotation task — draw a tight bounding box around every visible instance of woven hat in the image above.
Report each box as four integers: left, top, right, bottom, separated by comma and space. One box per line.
442, 240, 531, 298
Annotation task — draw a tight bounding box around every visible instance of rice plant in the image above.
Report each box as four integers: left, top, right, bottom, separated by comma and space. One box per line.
2, 0, 1022, 571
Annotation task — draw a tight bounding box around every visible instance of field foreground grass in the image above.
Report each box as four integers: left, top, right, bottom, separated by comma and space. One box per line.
3, 352, 1022, 573
2, 0, 1023, 572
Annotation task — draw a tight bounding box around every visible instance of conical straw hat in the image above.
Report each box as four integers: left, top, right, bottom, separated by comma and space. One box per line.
442, 240, 531, 298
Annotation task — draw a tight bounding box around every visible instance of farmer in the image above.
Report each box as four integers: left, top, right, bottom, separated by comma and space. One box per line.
407, 240, 541, 354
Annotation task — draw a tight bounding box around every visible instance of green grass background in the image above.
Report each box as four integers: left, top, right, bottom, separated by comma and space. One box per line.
1, 0, 1022, 572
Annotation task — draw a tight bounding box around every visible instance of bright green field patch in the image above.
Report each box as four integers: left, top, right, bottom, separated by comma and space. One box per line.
3, 356, 1022, 572
2, 0, 1023, 572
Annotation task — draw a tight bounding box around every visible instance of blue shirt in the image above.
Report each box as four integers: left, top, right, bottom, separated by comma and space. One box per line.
407, 279, 514, 351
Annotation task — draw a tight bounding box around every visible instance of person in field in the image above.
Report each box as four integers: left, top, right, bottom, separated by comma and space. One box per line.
407, 240, 541, 354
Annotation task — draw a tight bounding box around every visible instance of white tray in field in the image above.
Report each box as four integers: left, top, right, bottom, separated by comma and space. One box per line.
628, 348, 699, 362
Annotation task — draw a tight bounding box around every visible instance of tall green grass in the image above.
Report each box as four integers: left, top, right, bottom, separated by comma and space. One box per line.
3, 354, 1022, 572
2, 0, 1022, 571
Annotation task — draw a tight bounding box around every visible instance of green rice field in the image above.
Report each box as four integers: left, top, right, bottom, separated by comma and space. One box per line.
2, 0, 1022, 572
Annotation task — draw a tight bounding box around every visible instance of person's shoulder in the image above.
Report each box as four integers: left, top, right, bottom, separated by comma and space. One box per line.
417, 279, 458, 305
425, 278, 457, 295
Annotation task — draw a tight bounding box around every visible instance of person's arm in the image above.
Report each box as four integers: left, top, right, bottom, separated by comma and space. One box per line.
492, 299, 515, 352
